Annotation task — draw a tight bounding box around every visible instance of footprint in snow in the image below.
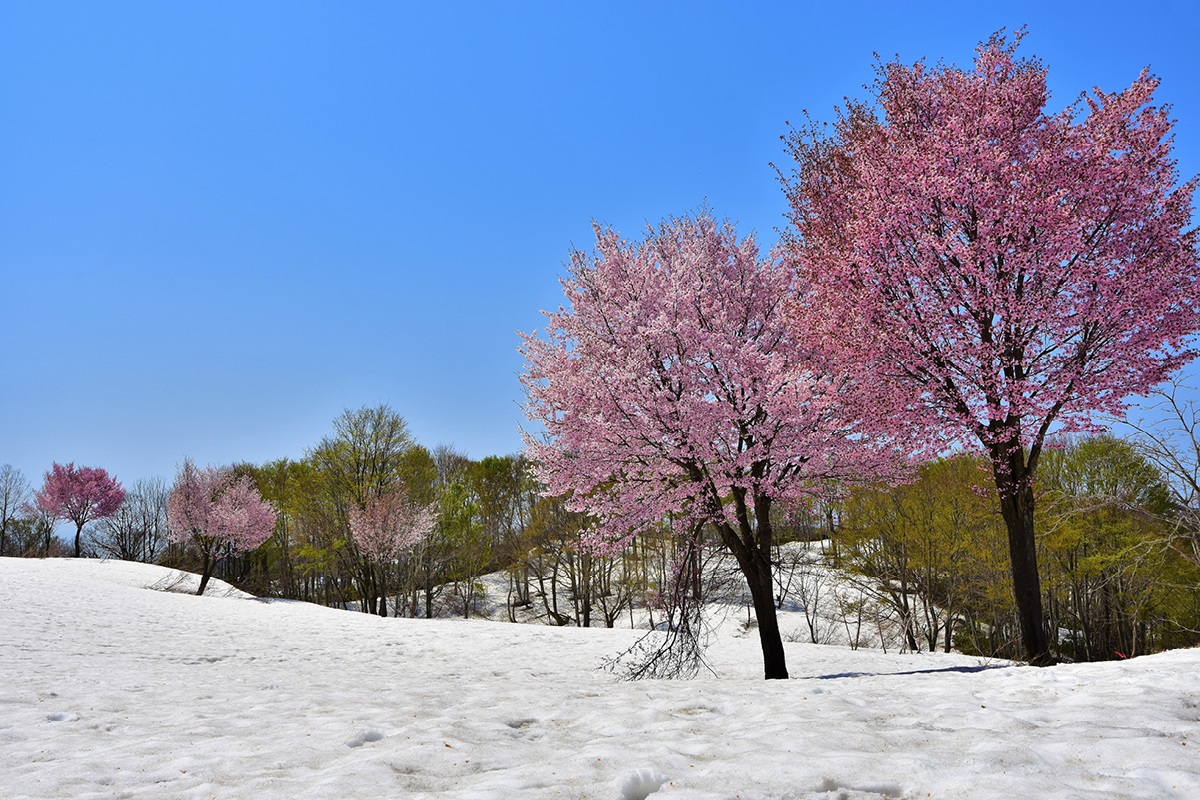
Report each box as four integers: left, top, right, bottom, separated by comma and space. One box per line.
817, 777, 906, 799
346, 729, 385, 748
505, 718, 537, 729
47, 712, 79, 722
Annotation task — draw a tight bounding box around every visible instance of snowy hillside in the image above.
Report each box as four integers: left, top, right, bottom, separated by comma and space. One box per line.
1, 557, 1198, 799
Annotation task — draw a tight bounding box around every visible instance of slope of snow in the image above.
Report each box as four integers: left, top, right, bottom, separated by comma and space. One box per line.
1, 557, 1197, 799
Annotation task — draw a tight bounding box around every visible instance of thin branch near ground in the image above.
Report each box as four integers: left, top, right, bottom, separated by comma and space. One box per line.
601, 534, 722, 680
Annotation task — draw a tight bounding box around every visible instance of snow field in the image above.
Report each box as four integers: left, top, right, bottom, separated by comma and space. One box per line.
1, 557, 1198, 799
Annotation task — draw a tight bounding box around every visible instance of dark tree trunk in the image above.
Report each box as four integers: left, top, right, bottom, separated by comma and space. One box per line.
74, 521, 84, 558
378, 566, 388, 617
717, 491, 789, 680
747, 557, 788, 679
996, 474, 1053, 666
581, 551, 592, 628
196, 550, 213, 596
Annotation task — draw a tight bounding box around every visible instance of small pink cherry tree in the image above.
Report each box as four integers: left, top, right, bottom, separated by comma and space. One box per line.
347, 484, 436, 617
167, 459, 277, 596
780, 31, 1200, 664
35, 462, 126, 558
521, 211, 909, 679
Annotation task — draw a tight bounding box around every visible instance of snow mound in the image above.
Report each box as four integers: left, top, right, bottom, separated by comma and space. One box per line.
618, 768, 668, 799
0, 556, 253, 598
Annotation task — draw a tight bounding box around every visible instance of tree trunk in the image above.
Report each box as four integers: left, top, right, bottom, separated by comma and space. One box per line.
378, 566, 388, 618
747, 559, 789, 679
74, 521, 85, 558
507, 573, 518, 623
717, 501, 789, 680
996, 477, 1053, 666
581, 550, 592, 628
196, 550, 213, 596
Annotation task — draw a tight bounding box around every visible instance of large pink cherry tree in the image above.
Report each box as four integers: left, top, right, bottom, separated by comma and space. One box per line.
780, 31, 1200, 665
167, 459, 277, 596
35, 462, 126, 558
521, 212, 908, 680
348, 483, 436, 617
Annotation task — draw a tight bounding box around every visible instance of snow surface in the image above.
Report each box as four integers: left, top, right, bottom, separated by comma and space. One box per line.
2, 557, 1198, 799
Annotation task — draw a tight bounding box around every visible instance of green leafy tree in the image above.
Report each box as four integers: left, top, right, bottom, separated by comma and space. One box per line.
839, 456, 1010, 653
1038, 435, 1198, 659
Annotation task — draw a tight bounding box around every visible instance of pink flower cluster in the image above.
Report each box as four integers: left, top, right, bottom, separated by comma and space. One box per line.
782, 31, 1199, 460
167, 460, 276, 555
35, 462, 125, 527
347, 485, 436, 564
521, 212, 913, 554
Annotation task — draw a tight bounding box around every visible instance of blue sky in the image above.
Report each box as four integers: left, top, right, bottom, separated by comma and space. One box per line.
2, 1, 1198, 488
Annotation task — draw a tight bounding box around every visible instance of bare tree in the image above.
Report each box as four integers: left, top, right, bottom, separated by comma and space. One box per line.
2, 504, 58, 557
788, 549, 833, 645
13, 502, 60, 556
87, 477, 171, 562
0, 465, 31, 557
1123, 380, 1200, 569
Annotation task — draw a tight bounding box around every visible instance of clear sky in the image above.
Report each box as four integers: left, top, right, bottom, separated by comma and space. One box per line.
2, 1, 1198, 488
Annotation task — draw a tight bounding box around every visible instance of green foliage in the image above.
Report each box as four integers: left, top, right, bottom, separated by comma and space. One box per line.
838, 455, 1013, 655
838, 439, 1200, 661
1036, 435, 1200, 660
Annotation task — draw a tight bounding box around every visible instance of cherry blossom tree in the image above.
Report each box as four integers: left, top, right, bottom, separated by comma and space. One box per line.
167, 459, 277, 596
35, 462, 126, 558
347, 483, 436, 617
780, 30, 1200, 665
521, 211, 909, 679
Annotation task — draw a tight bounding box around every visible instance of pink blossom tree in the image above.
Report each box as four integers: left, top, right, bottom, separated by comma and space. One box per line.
167, 459, 277, 596
521, 211, 910, 679
35, 462, 126, 558
780, 30, 1200, 665
347, 484, 436, 617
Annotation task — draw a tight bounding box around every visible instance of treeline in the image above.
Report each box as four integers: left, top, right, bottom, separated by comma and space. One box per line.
72, 405, 689, 627
0, 406, 690, 628
228, 405, 677, 624
4, 407, 1198, 663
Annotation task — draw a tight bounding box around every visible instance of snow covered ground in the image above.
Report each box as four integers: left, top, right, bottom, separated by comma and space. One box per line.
2, 557, 1198, 799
